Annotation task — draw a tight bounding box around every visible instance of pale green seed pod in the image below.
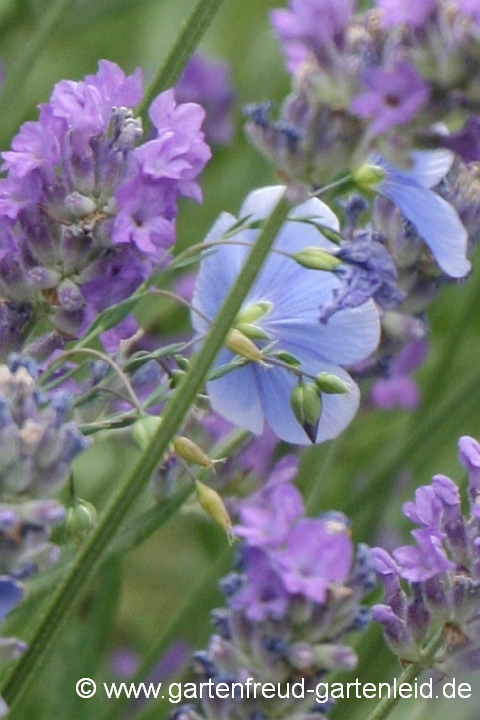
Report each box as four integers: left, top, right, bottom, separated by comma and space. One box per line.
352, 163, 386, 189
65, 499, 97, 539
315, 371, 350, 394
225, 328, 264, 363
174, 437, 213, 468
195, 479, 233, 541
293, 246, 341, 271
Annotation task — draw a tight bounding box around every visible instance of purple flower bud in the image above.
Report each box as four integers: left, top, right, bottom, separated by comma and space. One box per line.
375, 0, 437, 28
458, 435, 480, 490
393, 529, 455, 582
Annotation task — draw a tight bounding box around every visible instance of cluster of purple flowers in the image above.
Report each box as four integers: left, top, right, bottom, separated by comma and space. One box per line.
0, 60, 211, 354
176, 459, 375, 720
372, 435, 480, 672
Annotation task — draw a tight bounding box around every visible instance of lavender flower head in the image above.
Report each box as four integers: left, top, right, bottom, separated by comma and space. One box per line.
375, 0, 437, 29
270, 0, 354, 72
178, 475, 375, 720
373, 436, 480, 672
192, 186, 380, 444
0, 61, 210, 343
350, 62, 431, 135
175, 54, 234, 146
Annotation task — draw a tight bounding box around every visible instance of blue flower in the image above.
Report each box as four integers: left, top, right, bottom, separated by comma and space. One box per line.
192, 186, 380, 444
373, 149, 470, 279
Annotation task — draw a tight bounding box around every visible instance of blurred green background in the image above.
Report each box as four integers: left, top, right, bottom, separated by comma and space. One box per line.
1, 0, 480, 719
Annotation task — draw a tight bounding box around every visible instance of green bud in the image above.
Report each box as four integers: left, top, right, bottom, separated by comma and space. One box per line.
302, 383, 322, 425
66, 499, 97, 539
352, 163, 386, 189
291, 382, 307, 425
225, 328, 264, 363
293, 247, 341, 271
132, 415, 162, 450
273, 350, 301, 367
174, 436, 213, 468
235, 322, 270, 340
195, 479, 233, 541
315, 372, 350, 394
174, 354, 190, 371
235, 301, 272, 325
291, 382, 322, 426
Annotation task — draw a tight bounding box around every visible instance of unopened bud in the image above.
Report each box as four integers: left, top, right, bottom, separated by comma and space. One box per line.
174, 436, 213, 468
291, 382, 322, 426
293, 247, 341, 271
65, 499, 97, 539
132, 415, 162, 450
235, 301, 272, 325
274, 351, 301, 367
174, 355, 190, 371
225, 329, 264, 363
234, 322, 270, 340
315, 372, 350, 394
352, 163, 386, 189
195, 479, 233, 541
170, 369, 186, 388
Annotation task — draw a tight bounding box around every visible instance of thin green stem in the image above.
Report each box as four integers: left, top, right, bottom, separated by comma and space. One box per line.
136, 0, 225, 119
0, 191, 290, 712
363, 631, 444, 720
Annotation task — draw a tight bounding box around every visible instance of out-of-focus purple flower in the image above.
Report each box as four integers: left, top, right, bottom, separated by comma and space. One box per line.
373, 150, 470, 278
230, 547, 288, 621
393, 529, 455, 582
370, 376, 420, 410
458, 0, 480, 27
0, 576, 23, 622
376, 0, 437, 28
350, 62, 431, 135
458, 435, 480, 490
371, 339, 427, 411
275, 518, 353, 602
270, 0, 354, 72
175, 54, 234, 146
441, 117, 480, 163
109, 647, 140, 679
192, 186, 380, 444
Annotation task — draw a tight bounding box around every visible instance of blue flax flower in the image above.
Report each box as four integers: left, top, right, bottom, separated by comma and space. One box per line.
192, 186, 380, 444
373, 149, 470, 279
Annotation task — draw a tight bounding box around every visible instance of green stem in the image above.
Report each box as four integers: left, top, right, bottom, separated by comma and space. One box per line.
363, 631, 444, 720
136, 0, 226, 120
0, 191, 290, 711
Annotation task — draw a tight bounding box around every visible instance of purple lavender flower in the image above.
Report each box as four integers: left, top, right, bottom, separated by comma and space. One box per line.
181, 478, 373, 720
458, 435, 480, 489
230, 547, 289, 621
175, 54, 234, 146
372, 150, 471, 278
192, 186, 380, 444
350, 62, 431, 135
440, 116, 480, 163
376, 0, 437, 28
275, 518, 353, 602
458, 0, 480, 27
374, 439, 480, 670
270, 0, 354, 72
371, 339, 426, 410
0, 61, 210, 344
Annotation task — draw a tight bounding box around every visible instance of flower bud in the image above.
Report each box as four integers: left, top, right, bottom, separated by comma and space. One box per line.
293, 247, 341, 271
234, 322, 270, 340
352, 163, 386, 189
195, 479, 233, 540
225, 329, 264, 363
235, 301, 272, 325
174, 437, 213, 468
132, 416, 162, 451
315, 372, 350, 394
291, 382, 322, 426
65, 499, 97, 539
